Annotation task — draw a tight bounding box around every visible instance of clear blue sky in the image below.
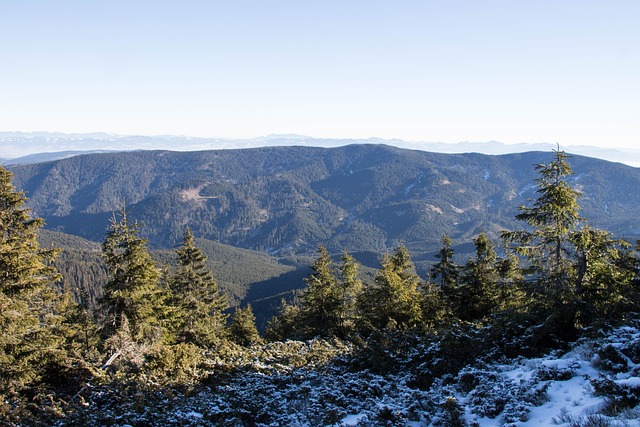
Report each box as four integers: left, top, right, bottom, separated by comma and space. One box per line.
1, 1, 638, 149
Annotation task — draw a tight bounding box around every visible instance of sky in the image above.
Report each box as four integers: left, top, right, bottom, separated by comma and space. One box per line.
1, 1, 639, 150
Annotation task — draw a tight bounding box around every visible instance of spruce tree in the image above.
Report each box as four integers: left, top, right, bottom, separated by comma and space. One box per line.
500, 150, 582, 337
170, 227, 228, 348
456, 232, 501, 321
229, 305, 260, 347
336, 251, 363, 338
431, 235, 460, 297
357, 245, 423, 334
299, 245, 342, 338
264, 298, 302, 341
502, 149, 582, 298
571, 225, 636, 325
0, 167, 69, 396
494, 248, 525, 313
100, 210, 167, 345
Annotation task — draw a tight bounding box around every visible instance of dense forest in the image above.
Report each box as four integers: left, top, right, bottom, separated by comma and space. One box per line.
1, 149, 640, 426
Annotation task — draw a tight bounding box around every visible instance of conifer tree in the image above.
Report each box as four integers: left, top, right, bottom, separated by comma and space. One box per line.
456, 232, 501, 321
502, 149, 582, 299
357, 245, 423, 334
229, 305, 260, 347
100, 210, 167, 344
419, 279, 449, 330
264, 297, 303, 341
430, 234, 461, 311
170, 227, 228, 348
299, 245, 342, 338
0, 167, 69, 396
494, 249, 525, 312
500, 149, 583, 336
571, 225, 636, 325
431, 235, 460, 295
336, 251, 363, 338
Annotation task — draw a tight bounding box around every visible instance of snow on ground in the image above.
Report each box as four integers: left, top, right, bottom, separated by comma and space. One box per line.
59, 324, 640, 426
517, 353, 605, 426
465, 326, 640, 427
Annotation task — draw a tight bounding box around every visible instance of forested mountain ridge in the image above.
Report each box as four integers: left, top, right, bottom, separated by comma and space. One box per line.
9, 144, 640, 259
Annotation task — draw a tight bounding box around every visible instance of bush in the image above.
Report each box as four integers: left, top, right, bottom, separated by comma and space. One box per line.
593, 345, 629, 373
144, 343, 203, 385
591, 377, 640, 416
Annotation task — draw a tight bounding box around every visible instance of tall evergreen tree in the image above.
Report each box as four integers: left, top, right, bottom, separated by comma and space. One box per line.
453, 232, 504, 322
431, 235, 460, 295
299, 245, 342, 338
100, 210, 167, 344
502, 149, 582, 299
501, 149, 583, 336
170, 227, 229, 348
336, 251, 363, 338
0, 167, 69, 396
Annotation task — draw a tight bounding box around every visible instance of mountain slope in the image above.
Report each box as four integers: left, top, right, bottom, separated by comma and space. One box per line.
10, 145, 640, 259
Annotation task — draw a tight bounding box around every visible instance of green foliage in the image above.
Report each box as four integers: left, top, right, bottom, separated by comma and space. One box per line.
502, 149, 639, 337
144, 342, 203, 385
100, 210, 168, 344
229, 304, 261, 347
502, 149, 582, 302
0, 167, 60, 297
299, 245, 343, 338
264, 298, 303, 341
357, 245, 424, 335
169, 227, 229, 348
451, 232, 519, 322
571, 226, 637, 326
0, 166, 83, 398
336, 251, 363, 338
431, 235, 460, 297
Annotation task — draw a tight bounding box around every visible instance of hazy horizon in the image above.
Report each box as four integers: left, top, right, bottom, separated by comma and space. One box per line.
2, 131, 639, 168
1, 1, 639, 151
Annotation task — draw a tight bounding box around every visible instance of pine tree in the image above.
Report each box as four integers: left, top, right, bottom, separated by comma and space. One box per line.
502, 149, 582, 299
500, 149, 583, 337
229, 305, 260, 346
0, 166, 69, 396
456, 232, 502, 321
571, 225, 636, 325
357, 245, 423, 334
336, 251, 363, 338
264, 298, 302, 341
431, 235, 460, 298
170, 227, 228, 348
100, 210, 167, 345
299, 245, 342, 338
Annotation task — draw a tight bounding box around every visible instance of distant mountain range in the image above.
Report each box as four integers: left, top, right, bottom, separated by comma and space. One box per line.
2, 132, 639, 167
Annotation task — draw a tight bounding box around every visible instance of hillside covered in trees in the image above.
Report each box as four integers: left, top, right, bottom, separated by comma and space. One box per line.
1, 149, 640, 426
8, 145, 640, 257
